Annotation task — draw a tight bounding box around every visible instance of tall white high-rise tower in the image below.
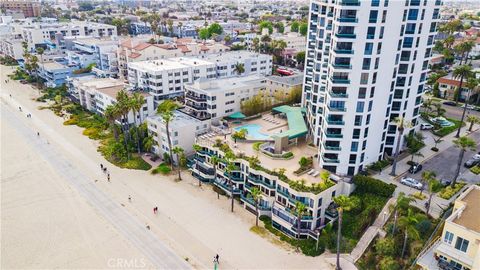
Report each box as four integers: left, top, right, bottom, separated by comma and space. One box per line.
302, 0, 441, 176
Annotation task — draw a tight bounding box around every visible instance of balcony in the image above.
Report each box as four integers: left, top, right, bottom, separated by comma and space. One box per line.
185, 93, 207, 102
330, 77, 350, 84
335, 33, 356, 39
326, 119, 345, 125
186, 103, 207, 110
332, 63, 352, 69
324, 145, 342, 151
322, 156, 340, 163
325, 133, 343, 138
241, 194, 271, 211
329, 91, 348, 98
337, 17, 357, 23
328, 105, 346, 112
333, 49, 354, 54
340, 0, 360, 6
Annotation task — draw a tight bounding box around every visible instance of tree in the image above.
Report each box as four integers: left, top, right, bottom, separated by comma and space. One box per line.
432, 81, 440, 98
35, 47, 44, 88
115, 89, 131, 157
399, 209, 420, 258
225, 161, 237, 212
375, 237, 396, 257
290, 21, 300, 32
207, 22, 223, 36
252, 37, 260, 52
192, 144, 203, 187
390, 192, 415, 235
390, 117, 412, 176
295, 51, 305, 66
211, 155, 220, 198
274, 22, 284, 33
467, 115, 479, 132
258, 21, 273, 34
405, 132, 424, 162
249, 187, 262, 226
433, 102, 446, 117
422, 171, 437, 215
233, 63, 245, 75
130, 92, 145, 153
421, 98, 433, 115
104, 105, 120, 141
112, 18, 130, 36
198, 28, 209, 40
294, 201, 307, 239
432, 135, 443, 150
452, 136, 476, 186
172, 146, 184, 180
333, 195, 356, 270
299, 22, 308, 36
453, 39, 474, 65
157, 100, 179, 169
453, 65, 474, 137
378, 256, 400, 270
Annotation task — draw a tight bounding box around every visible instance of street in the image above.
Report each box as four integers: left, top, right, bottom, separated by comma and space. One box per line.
402, 130, 480, 184
442, 103, 480, 121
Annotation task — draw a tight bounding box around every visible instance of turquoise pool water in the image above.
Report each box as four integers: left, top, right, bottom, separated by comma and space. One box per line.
234, 124, 270, 140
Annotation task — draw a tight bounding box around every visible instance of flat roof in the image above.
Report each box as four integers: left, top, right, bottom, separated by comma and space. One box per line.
186, 75, 265, 94
266, 73, 303, 85
128, 59, 190, 72
453, 187, 480, 232
195, 50, 270, 63
95, 85, 124, 99
149, 110, 203, 128
42, 61, 66, 70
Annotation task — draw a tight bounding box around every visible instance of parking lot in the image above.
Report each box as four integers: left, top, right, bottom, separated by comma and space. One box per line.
402, 130, 480, 185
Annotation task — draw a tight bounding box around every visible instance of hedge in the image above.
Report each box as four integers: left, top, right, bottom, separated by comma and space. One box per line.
353, 175, 396, 198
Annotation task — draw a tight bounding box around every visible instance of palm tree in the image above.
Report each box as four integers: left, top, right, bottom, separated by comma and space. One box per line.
294, 201, 307, 239
249, 187, 262, 226
252, 37, 260, 52
211, 155, 220, 198
421, 98, 433, 115
143, 135, 156, 153
36, 47, 44, 88
104, 105, 120, 141
172, 146, 184, 180
115, 89, 132, 156
422, 171, 437, 215
192, 144, 203, 187
130, 92, 145, 153
157, 100, 179, 169
399, 209, 420, 258
390, 192, 415, 235
467, 115, 478, 132
432, 135, 443, 150
390, 117, 412, 176
233, 63, 245, 75
452, 136, 476, 186
454, 40, 474, 65
226, 161, 237, 213
453, 65, 474, 137
433, 102, 446, 117
333, 195, 356, 270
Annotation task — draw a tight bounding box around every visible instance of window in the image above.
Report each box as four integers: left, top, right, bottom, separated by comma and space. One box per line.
356, 101, 365, 113
358, 88, 367, 99
367, 27, 375, 39
351, 142, 358, 152
408, 9, 418, 20
362, 58, 371, 70
364, 43, 373, 55
455, 237, 469, 252
369, 10, 378, 23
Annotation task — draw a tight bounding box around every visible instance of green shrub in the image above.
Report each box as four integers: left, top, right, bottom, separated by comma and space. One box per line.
353, 175, 396, 198
367, 159, 391, 171
439, 183, 466, 199
430, 179, 444, 193
253, 142, 262, 151
282, 152, 294, 158
152, 163, 171, 175
432, 118, 463, 137
378, 256, 400, 270
470, 166, 480, 175
374, 237, 396, 256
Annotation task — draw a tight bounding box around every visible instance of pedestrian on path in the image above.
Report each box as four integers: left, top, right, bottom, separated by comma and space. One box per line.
107, 173, 110, 182
128, 195, 131, 202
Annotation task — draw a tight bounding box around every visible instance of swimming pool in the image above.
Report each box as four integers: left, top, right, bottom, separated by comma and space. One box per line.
234, 124, 271, 140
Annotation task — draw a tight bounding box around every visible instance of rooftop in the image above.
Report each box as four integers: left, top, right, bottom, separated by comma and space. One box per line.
195, 50, 270, 63
266, 72, 303, 86
186, 75, 265, 94
128, 59, 191, 72
149, 110, 203, 129
452, 186, 480, 232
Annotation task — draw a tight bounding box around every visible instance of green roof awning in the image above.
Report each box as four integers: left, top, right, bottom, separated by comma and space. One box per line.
227, 112, 246, 119
271, 105, 308, 139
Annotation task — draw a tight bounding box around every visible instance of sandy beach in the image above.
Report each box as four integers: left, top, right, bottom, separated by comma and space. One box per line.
0, 65, 331, 269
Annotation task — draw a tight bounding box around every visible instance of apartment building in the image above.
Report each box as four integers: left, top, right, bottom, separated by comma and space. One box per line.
21, 21, 117, 51
302, 0, 440, 176
0, 36, 23, 59
127, 51, 273, 104
417, 185, 480, 270
69, 76, 155, 125
182, 75, 266, 121
0, 1, 40, 17
146, 111, 210, 159
190, 131, 354, 239
118, 37, 229, 78
64, 37, 119, 77
437, 74, 475, 102
266, 69, 304, 97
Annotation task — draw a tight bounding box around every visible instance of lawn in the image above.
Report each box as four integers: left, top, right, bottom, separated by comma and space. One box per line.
421, 113, 464, 137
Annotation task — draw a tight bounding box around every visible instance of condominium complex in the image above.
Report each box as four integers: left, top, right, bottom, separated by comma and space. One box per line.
0, 1, 40, 17
21, 21, 117, 51
417, 185, 480, 270
182, 75, 266, 121
127, 51, 272, 104
302, 0, 440, 176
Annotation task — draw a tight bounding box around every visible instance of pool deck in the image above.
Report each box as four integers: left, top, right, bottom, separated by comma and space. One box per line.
198, 113, 326, 185
232, 113, 288, 140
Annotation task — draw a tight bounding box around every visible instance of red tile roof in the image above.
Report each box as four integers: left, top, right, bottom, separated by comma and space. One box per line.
438, 77, 461, 87
133, 43, 152, 51
128, 52, 142, 59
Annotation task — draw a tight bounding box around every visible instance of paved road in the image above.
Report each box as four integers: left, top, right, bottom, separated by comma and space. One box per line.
441, 103, 480, 121
1, 98, 191, 270
402, 130, 480, 184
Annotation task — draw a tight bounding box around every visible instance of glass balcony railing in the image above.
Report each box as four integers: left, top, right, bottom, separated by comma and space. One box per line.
324, 145, 342, 151
331, 77, 350, 84
329, 91, 348, 98
334, 49, 354, 54
335, 33, 356, 39
322, 156, 340, 163
337, 17, 358, 23
332, 63, 352, 69
327, 119, 345, 125
340, 0, 360, 6
328, 105, 346, 112
325, 133, 343, 138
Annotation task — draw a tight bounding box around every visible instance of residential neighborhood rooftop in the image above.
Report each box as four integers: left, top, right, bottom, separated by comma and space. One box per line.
452, 186, 480, 232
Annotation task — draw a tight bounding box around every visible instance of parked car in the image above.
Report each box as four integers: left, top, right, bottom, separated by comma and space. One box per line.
440, 179, 451, 186
462, 104, 476, 110
472, 154, 480, 160
400, 177, 423, 189
420, 123, 434, 130
409, 162, 423, 174
464, 159, 479, 168
443, 101, 456, 106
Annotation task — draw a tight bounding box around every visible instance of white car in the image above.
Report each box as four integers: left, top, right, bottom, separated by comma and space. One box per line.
462, 104, 476, 110
400, 177, 423, 190
420, 123, 434, 130
472, 154, 480, 160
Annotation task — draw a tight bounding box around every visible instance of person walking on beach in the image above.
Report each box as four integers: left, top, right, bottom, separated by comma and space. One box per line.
100, 164, 103, 170
37, 132, 40, 136
215, 254, 219, 264
107, 173, 110, 182
128, 195, 131, 202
